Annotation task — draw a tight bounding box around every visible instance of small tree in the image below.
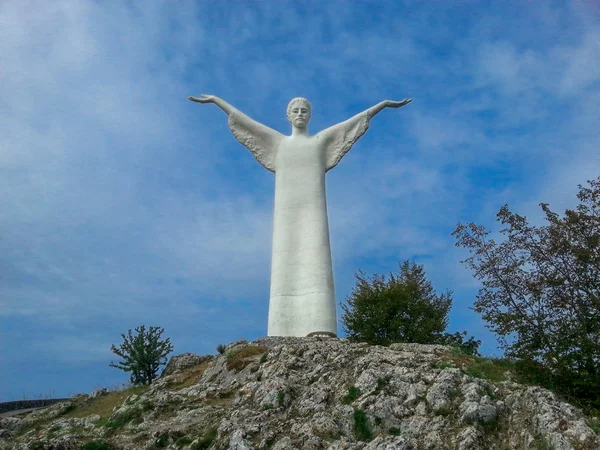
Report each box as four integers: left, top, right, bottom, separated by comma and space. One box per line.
341, 260, 480, 353
109, 325, 174, 385
452, 177, 600, 408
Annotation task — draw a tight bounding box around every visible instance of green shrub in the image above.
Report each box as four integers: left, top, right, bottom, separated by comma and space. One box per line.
389, 427, 401, 436
341, 261, 479, 352
83, 441, 113, 450
353, 409, 373, 442
342, 386, 361, 404
434, 405, 453, 416
216, 344, 227, 354
175, 435, 193, 447
59, 404, 77, 416
277, 391, 285, 407
140, 400, 154, 412
28, 442, 47, 450
154, 434, 169, 448
479, 419, 500, 433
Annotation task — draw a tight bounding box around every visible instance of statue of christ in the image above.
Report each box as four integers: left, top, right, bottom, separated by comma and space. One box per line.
188, 94, 412, 337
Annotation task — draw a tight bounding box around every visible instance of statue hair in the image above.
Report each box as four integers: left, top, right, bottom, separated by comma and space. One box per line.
286, 97, 312, 117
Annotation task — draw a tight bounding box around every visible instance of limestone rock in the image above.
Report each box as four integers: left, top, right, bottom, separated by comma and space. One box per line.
161, 352, 214, 377
2, 337, 599, 450
0, 418, 21, 433
90, 388, 108, 399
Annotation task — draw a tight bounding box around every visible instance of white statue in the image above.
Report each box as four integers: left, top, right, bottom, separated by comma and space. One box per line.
189, 94, 412, 337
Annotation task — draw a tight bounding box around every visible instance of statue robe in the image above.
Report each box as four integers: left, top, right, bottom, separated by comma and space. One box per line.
227, 109, 371, 337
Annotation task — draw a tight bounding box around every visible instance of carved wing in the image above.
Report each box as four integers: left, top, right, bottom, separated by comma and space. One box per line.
228, 110, 285, 173
316, 111, 371, 172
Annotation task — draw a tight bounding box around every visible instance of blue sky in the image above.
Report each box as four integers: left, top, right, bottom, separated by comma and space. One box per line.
1, 1, 599, 401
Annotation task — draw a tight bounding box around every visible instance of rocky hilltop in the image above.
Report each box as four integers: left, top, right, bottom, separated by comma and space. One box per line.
1, 337, 599, 450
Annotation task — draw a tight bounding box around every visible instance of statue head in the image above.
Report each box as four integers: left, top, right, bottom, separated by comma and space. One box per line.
286, 97, 311, 128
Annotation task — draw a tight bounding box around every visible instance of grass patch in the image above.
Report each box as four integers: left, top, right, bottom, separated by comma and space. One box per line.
175, 435, 193, 447
83, 441, 114, 450
225, 346, 269, 371
432, 360, 455, 370
342, 386, 361, 405
191, 427, 218, 450
588, 416, 600, 434
353, 408, 373, 442
434, 404, 453, 416
445, 350, 600, 415
277, 391, 285, 407
531, 435, 555, 450
12, 400, 81, 437
205, 396, 235, 407
218, 390, 234, 399
166, 362, 211, 391
104, 407, 144, 429
441, 349, 521, 383
462, 358, 515, 382
61, 385, 148, 422
140, 399, 155, 412
28, 442, 48, 450
58, 404, 77, 416
479, 419, 501, 433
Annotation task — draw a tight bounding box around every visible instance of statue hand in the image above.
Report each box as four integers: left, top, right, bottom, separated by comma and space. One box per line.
386, 98, 412, 108
188, 94, 215, 104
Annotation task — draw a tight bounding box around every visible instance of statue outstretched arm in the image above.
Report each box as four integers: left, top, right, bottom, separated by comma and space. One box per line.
319, 99, 412, 172
363, 98, 412, 120
189, 94, 235, 115
188, 94, 284, 173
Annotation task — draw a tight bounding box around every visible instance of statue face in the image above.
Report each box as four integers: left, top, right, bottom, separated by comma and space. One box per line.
287, 103, 311, 128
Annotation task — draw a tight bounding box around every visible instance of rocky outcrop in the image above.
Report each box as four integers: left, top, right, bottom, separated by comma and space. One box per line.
1, 337, 598, 449
161, 353, 215, 377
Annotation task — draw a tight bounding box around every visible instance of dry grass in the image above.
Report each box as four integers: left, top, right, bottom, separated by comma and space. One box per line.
226, 345, 268, 371
13, 386, 149, 437
62, 386, 149, 422
205, 397, 235, 407
166, 362, 211, 391
437, 349, 515, 383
